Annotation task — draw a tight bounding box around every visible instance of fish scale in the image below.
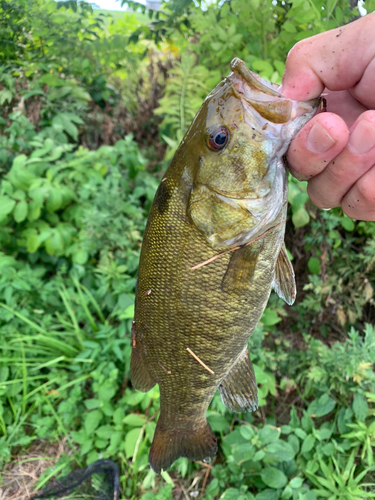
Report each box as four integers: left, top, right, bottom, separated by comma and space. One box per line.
130, 58, 319, 473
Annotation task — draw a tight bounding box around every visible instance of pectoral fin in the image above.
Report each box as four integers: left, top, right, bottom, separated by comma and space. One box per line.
273, 244, 296, 305
221, 240, 263, 294
219, 347, 258, 413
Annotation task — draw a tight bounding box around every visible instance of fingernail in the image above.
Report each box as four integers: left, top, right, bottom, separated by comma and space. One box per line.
348, 120, 375, 154
307, 122, 336, 154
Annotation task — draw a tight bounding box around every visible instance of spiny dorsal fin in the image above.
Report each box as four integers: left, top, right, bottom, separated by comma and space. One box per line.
273, 244, 296, 306
219, 347, 258, 413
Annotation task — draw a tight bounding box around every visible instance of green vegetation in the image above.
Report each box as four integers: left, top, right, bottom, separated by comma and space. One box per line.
0, 0, 374, 498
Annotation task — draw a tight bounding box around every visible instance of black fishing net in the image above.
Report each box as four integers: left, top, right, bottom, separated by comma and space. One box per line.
29, 459, 120, 500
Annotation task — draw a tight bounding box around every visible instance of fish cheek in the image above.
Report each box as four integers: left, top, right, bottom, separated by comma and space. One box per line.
196, 141, 270, 199
188, 185, 257, 249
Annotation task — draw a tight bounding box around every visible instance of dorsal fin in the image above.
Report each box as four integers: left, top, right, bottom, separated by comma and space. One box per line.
273, 244, 296, 305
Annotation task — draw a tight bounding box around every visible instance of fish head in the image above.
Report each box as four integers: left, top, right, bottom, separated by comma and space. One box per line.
185, 58, 319, 248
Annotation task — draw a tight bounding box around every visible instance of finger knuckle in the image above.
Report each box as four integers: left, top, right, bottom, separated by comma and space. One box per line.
307, 184, 326, 208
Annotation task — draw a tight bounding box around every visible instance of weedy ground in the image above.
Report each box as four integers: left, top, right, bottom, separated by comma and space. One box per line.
1, 1, 375, 500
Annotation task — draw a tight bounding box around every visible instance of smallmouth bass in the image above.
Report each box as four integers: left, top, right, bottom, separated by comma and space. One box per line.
131, 58, 319, 473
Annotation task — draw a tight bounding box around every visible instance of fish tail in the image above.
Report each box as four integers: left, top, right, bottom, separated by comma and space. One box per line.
149, 418, 217, 474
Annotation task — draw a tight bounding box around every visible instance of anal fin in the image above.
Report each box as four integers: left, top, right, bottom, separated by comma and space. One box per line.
219, 347, 258, 413
130, 321, 156, 392
273, 243, 296, 305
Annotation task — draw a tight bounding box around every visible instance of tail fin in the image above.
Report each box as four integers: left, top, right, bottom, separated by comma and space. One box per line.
149, 419, 217, 473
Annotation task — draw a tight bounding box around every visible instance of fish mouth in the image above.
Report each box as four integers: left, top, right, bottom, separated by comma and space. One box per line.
231, 58, 282, 97
210, 187, 267, 202
229, 58, 320, 124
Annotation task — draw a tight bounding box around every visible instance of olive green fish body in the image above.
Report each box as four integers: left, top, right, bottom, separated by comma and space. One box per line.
131, 59, 319, 473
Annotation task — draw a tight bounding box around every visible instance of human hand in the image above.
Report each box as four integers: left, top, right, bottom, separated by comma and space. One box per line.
281, 12, 375, 221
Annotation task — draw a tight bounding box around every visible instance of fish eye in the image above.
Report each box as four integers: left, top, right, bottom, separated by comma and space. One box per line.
207, 126, 229, 151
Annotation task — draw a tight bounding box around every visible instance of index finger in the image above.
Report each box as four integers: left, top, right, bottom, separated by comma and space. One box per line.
280, 12, 375, 109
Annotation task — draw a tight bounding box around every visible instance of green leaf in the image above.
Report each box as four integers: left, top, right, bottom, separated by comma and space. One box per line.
211, 42, 223, 51
0, 196, 16, 217
73, 250, 88, 265
308, 394, 336, 417
256, 490, 279, 500
221, 489, 255, 500
321, 443, 335, 456
109, 430, 122, 451
289, 477, 303, 488
81, 439, 94, 455
96, 425, 115, 439
340, 216, 355, 231
265, 441, 296, 461
0, 89, 13, 105
46, 188, 63, 212
208, 413, 230, 433
283, 20, 297, 33
252, 60, 274, 77
123, 414, 147, 427
70, 430, 86, 445
0, 366, 9, 382
280, 425, 291, 434
113, 408, 124, 426
26, 231, 40, 253
253, 450, 265, 461
70, 86, 91, 101
292, 207, 310, 228
261, 309, 281, 326
281, 486, 292, 499
13, 200, 28, 223
120, 304, 135, 319
97, 384, 116, 402
84, 399, 100, 410
52, 113, 79, 140
39, 73, 65, 86
27, 200, 42, 221
233, 442, 255, 463
240, 425, 254, 440
301, 413, 314, 433
124, 427, 142, 458
259, 425, 280, 445
12, 189, 25, 200
301, 434, 315, 454
146, 422, 156, 442
353, 393, 368, 421
84, 410, 103, 434
12, 154, 27, 169
95, 438, 108, 449
308, 257, 321, 275
288, 434, 300, 454
261, 467, 288, 489
45, 231, 64, 255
